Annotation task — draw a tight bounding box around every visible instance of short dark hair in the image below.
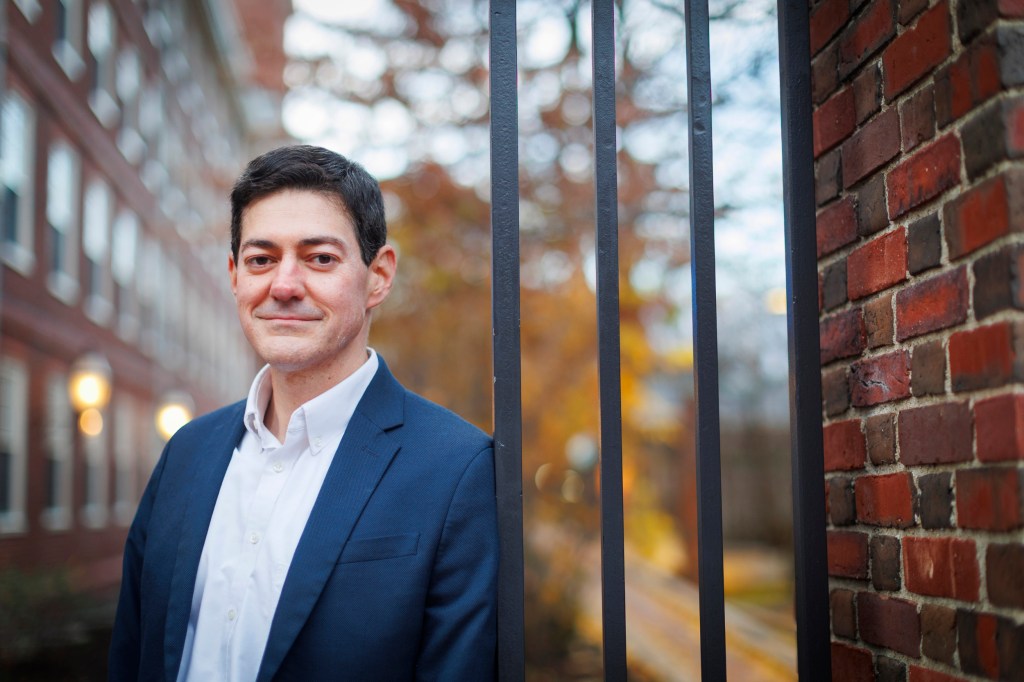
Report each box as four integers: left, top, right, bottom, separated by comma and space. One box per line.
230, 145, 387, 265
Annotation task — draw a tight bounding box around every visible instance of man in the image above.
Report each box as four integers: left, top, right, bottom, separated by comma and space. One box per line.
109, 145, 498, 681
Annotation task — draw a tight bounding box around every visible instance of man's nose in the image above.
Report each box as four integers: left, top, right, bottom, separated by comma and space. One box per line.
269, 258, 305, 300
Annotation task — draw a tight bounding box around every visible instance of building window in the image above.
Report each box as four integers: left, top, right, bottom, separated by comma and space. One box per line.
136, 237, 161, 357
1, 90, 37, 275
14, 0, 43, 22
42, 374, 73, 531
87, 1, 118, 127
116, 48, 145, 164
112, 209, 139, 341
46, 141, 81, 304
83, 178, 113, 325
0, 358, 29, 534
53, 0, 86, 80
113, 397, 136, 525
82, 412, 108, 529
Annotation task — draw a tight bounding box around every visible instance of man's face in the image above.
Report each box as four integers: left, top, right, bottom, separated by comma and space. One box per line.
229, 189, 395, 382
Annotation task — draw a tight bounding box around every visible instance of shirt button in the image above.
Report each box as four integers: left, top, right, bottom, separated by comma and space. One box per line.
227, 609, 237, 621
249, 533, 260, 545
273, 461, 284, 473
313, 437, 323, 448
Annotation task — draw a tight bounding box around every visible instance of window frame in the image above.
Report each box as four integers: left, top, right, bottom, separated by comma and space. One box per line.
0, 357, 29, 535
46, 140, 82, 304
1, 89, 38, 276
41, 373, 74, 532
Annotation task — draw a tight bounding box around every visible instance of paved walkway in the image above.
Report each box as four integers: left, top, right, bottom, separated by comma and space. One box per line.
574, 542, 798, 681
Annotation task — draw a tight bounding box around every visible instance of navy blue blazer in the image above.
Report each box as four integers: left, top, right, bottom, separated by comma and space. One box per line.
109, 358, 498, 681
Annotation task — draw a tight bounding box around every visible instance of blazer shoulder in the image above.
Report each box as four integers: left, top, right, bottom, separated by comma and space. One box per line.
402, 390, 492, 452
166, 399, 245, 449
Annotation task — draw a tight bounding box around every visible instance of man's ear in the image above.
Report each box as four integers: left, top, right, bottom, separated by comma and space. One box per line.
228, 253, 238, 296
366, 244, 397, 310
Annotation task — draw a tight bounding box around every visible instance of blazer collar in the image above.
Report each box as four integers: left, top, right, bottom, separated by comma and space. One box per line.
256, 357, 406, 681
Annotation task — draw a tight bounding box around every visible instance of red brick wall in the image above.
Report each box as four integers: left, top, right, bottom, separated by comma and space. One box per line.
813, 0, 1024, 679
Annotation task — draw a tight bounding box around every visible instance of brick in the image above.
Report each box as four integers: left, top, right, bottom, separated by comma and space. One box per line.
875, 656, 906, 682
866, 413, 896, 464
945, 175, 1010, 259
995, 617, 1024, 681
908, 665, 964, 682
957, 610, 1001, 679
1006, 95, 1024, 157
857, 591, 921, 657
907, 212, 941, 275
831, 588, 858, 639
817, 148, 842, 206
856, 173, 889, 236
839, 0, 896, 78
843, 108, 901, 188
856, 472, 915, 527
962, 100, 1006, 180
935, 37, 1001, 126
815, 88, 857, 157
975, 393, 1024, 461
1002, 0, 1024, 20
886, 134, 962, 219
898, 402, 972, 465
956, 467, 1022, 530
813, 42, 840, 105
829, 475, 856, 525
828, 530, 869, 579
973, 241, 1023, 320
949, 322, 1015, 391
810, 0, 850, 55
821, 308, 866, 364
911, 339, 946, 397
958, 0, 1000, 42
847, 228, 907, 299
831, 642, 874, 682
898, 0, 929, 26
850, 349, 911, 406
853, 64, 881, 125
999, 25, 1024, 87
882, 2, 951, 99
823, 365, 851, 416
987, 543, 1024, 608
871, 534, 902, 591
817, 196, 858, 256
904, 537, 979, 600
822, 260, 847, 310
920, 603, 957, 665
824, 419, 866, 471
895, 267, 969, 341
864, 293, 893, 348
917, 472, 954, 529
900, 85, 936, 152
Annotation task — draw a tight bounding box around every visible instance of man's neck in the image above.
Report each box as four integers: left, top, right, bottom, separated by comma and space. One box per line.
263, 350, 370, 441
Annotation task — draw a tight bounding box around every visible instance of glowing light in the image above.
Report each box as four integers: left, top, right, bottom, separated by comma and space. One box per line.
79, 408, 104, 437
156, 392, 194, 441
68, 353, 112, 412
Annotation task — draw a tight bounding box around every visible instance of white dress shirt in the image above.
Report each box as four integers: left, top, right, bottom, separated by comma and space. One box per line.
177, 351, 379, 682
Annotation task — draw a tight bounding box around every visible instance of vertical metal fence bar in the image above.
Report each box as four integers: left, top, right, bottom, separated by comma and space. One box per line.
776, 2, 832, 679
489, 3, 525, 680
591, 1, 628, 679
589, 2, 626, 675
683, 0, 727, 679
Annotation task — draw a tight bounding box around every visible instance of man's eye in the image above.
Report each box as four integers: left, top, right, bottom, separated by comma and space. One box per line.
247, 256, 272, 267
312, 254, 337, 265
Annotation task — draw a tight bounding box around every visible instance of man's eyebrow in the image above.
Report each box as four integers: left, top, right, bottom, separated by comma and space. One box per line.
239, 238, 277, 252
239, 236, 348, 251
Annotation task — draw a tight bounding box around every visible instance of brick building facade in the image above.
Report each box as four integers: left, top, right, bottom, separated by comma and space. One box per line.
814, 0, 1024, 679
0, 0, 290, 615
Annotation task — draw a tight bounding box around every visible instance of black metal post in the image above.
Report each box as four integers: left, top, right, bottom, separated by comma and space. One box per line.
777, 2, 832, 679
489, 3, 525, 681
591, 2, 628, 679
683, 0, 727, 679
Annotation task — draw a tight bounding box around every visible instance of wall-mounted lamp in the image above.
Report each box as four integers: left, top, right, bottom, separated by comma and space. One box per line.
156, 391, 194, 441
68, 353, 112, 435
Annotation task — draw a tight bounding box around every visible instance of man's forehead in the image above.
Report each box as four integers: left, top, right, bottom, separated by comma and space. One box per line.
239, 189, 357, 238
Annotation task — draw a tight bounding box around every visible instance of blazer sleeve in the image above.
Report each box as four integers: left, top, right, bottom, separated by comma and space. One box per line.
415, 444, 499, 681
108, 445, 169, 682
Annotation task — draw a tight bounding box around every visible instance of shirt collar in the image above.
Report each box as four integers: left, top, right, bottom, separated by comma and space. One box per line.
242, 349, 380, 455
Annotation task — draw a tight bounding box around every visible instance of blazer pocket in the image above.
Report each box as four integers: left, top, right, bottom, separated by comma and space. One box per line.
338, 532, 420, 564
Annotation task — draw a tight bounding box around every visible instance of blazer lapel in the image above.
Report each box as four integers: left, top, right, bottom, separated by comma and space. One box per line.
256, 360, 406, 682
162, 404, 246, 682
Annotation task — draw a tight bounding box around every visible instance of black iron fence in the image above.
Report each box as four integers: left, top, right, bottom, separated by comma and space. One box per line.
488, 0, 830, 679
